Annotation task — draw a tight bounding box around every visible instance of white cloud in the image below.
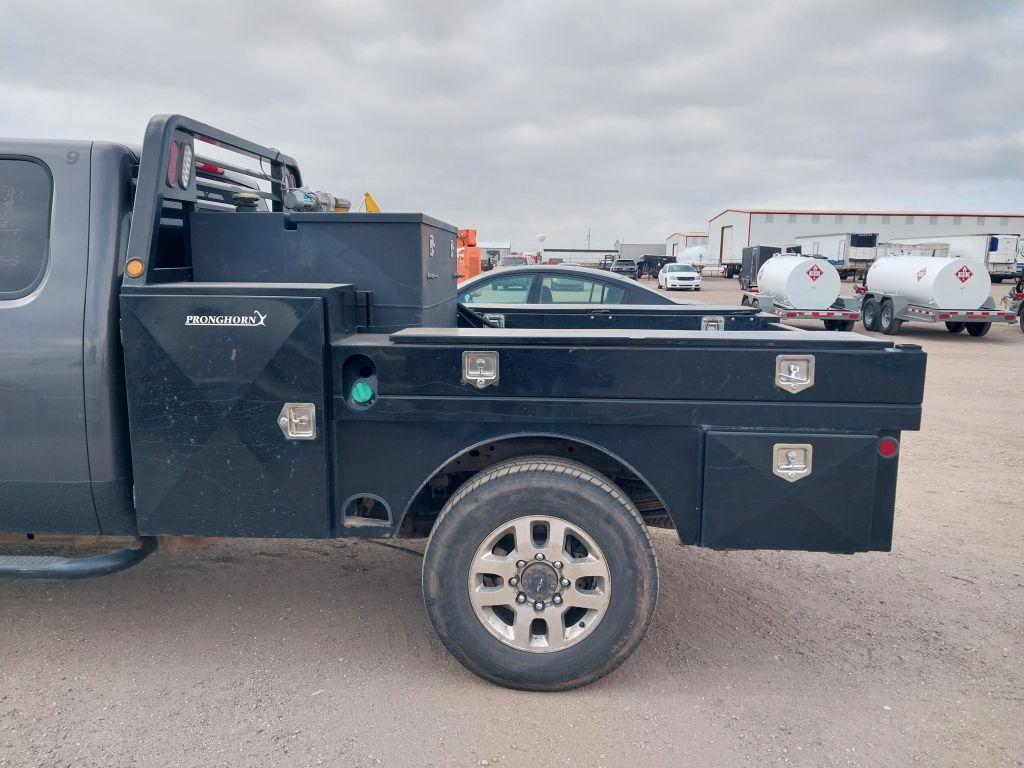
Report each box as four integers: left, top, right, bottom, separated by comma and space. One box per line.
1, 0, 1021, 249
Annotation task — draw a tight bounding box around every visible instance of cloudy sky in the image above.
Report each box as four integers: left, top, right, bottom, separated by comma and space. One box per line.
2, 1, 1022, 250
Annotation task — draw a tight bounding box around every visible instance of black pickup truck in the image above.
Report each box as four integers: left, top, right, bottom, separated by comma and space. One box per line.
0, 116, 926, 690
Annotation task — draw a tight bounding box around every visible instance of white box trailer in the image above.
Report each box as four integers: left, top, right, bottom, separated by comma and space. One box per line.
877, 241, 950, 259
793, 233, 878, 280
888, 234, 1020, 282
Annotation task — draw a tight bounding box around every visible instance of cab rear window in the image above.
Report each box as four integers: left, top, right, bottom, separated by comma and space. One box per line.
0, 158, 51, 299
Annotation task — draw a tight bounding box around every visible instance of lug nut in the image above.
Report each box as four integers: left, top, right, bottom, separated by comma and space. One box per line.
552, 594, 563, 605
554, 561, 564, 569
516, 560, 526, 569
560, 577, 570, 588
533, 601, 544, 612
508, 576, 518, 587
534, 553, 545, 561
516, 593, 527, 604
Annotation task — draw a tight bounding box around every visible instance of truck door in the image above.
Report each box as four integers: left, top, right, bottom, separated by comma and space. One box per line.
0, 145, 99, 533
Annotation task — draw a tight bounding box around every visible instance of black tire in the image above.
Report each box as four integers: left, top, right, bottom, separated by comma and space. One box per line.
822, 319, 837, 331
694, 287, 701, 292
740, 295, 750, 307
422, 457, 658, 691
837, 320, 855, 331
945, 322, 966, 333
1019, 311, 1023, 334
656, 282, 663, 289
862, 297, 881, 332
965, 322, 990, 337
879, 299, 902, 335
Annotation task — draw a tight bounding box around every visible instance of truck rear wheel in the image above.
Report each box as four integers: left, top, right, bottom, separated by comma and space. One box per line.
879, 299, 902, 335
862, 298, 880, 332
422, 457, 658, 691
945, 322, 966, 333
965, 322, 991, 337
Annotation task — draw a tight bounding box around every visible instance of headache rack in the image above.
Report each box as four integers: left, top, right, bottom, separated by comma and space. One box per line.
123, 114, 303, 285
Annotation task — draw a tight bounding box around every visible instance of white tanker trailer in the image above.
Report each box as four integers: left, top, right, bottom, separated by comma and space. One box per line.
859, 255, 1017, 337
740, 254, 860, 331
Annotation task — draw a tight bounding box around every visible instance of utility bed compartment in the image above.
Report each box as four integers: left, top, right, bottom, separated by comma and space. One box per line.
189, 213, 459, 332
701, 431, 882, 552
120, 284, 350, 537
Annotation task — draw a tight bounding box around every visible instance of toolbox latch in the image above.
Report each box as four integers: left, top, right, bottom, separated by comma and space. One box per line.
278, 403, 317, 440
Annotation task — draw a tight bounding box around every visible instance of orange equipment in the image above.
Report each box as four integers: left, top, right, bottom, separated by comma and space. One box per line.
457, 229, 482, 282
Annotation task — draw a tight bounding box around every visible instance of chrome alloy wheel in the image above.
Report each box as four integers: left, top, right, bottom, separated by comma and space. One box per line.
467, 515, 611, 652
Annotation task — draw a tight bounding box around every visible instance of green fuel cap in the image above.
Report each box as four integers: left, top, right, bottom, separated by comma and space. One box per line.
351, 380, 375, 404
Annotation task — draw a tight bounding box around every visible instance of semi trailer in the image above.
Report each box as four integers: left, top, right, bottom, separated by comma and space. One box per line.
0, 115, 927, 691
886, 234, 1020, 282
794, 233, 878, 281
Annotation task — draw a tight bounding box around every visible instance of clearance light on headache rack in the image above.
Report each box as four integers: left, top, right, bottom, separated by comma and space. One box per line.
166, 140, 180, 187
125, 259, 144, 278
179, 142, 194, 188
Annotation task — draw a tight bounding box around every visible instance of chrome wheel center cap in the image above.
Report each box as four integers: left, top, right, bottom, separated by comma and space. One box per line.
519, 562, 559, 602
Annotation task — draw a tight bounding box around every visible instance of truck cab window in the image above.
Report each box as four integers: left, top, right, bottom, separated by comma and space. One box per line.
0, 159, 51, 299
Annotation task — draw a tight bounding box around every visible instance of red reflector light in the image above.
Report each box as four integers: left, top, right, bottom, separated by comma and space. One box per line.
166, 140, 180, 187
938, 314, 949, 319
198, 161, 224, 175
878, 437, 899, 458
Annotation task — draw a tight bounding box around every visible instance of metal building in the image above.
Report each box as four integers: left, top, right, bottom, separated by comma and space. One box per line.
708, 209, 1024, 276
666, 231, 709, 257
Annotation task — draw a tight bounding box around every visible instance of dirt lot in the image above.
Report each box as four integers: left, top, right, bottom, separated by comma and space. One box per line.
1, 277, 1021, 768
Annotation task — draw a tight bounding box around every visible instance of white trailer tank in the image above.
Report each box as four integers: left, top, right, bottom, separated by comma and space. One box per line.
677, 245, 712, 267
757, 255, 841, 310
867, 256, 990, 309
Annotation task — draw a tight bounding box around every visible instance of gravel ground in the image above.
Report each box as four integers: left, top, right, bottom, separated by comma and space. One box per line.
1, 277, 1021, 767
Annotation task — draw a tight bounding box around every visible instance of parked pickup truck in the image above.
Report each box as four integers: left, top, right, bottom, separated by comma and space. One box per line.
0, 116, 927, 691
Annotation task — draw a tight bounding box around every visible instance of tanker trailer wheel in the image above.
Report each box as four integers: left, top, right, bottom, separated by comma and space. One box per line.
836, 320, 855, 331
878, 299, 902, 335
422, 457, 658, 691
965, 322, 991, 337
862, 298, 881, 332
1019, 311, 1023, 334
945, 322, 966, 333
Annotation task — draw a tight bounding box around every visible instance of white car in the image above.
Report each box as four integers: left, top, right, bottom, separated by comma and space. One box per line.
658, 262, 702, 291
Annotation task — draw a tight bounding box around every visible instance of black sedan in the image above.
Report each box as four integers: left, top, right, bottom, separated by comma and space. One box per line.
458, 265, 675, 306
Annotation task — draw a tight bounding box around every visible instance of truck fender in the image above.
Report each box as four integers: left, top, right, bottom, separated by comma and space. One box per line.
398, 432, 671, 533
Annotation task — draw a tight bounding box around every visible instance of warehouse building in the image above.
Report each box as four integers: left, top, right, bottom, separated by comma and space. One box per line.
709, 209, 1024, 275
666, 231, 708, 257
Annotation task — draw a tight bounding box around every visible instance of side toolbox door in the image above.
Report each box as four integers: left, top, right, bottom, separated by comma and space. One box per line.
701, 431, 880, 553
0, 146, 99, 533
120, 290, 331, 538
